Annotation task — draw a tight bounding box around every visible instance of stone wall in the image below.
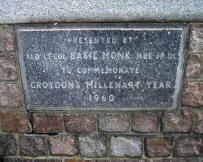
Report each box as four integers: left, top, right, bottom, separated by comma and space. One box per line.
0, 24, 202, 162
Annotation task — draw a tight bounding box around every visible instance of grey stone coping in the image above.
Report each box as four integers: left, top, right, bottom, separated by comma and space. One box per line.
1, 0, 203, 24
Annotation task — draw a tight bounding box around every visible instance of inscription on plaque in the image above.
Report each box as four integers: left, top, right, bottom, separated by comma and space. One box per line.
17, 24, 188, 110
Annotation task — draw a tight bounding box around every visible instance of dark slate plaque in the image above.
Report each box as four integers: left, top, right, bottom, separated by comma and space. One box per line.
17, 24, 188, 110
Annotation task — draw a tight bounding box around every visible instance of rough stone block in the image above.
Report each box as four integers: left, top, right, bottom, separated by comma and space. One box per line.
0, 56, 18, 81
33, 113, 63, 134
162, 110, 193, 133
3, 27, 15, 52
19, 136, 47, 156
64, 115, 96, 133
0, 110, 32, 133
70, 160, 149, 162
98, 114, 129, 133
49, 136, 78, 156
3, 159, 61, 162
8, 84, 23, 107
65, 160, 95, 162
185, 54, 201, 78
34, 159, 62, 162
78, 135, 107, 157
0, 38, 3, 52
0, 28, 3, 52
130, 161, 149, 162
145, 137, 173, 157
0, 83, 9, 106
77, 160, 149, 162
3, 159, 32, 162
0, 134, 17, 156
5, 160, 61, 162
189, 25, 203, 52
0, 84, 23, 107
182, 82, 203, 106
152, 160, 191, 162
131, 113, 158, 133
110, 136, 142, 157
174, 137, 203, 157
195, 111, 203, 133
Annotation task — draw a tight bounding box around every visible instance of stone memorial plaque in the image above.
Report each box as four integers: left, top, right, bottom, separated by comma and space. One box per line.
17, 24, 188, 110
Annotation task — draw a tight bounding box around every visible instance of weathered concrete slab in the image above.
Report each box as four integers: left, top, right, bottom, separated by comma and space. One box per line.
0, 0, 203, 24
